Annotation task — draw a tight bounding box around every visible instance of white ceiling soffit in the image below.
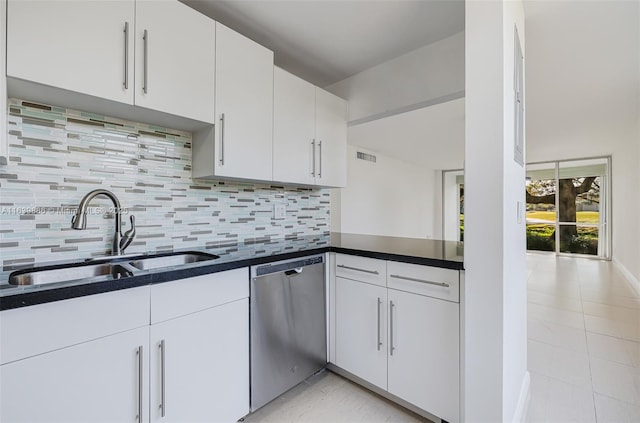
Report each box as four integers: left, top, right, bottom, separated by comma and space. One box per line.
181, 0, 465, 87
348, 97, 465, 170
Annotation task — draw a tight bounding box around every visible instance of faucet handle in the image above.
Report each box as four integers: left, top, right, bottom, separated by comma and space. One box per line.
119, 215, 136, 252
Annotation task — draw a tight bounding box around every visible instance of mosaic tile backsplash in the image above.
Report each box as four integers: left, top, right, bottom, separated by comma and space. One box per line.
0, 99, 330, 269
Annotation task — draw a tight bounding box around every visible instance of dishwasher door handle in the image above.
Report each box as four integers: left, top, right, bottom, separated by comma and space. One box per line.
284, 268, 304, 276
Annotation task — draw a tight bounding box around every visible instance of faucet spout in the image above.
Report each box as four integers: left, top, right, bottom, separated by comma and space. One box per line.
71, 189, 130, 255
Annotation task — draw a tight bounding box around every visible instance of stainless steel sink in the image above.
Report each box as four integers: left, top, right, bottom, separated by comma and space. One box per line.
9, 263, 135, 286
129, 252, 219, 271
7, 252, 218, 287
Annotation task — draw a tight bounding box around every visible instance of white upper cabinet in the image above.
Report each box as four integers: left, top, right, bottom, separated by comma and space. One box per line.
273, 67, 317, 186
134, 0, 215, 123
273, 67, 347, 187
7, 0, 215, 124
212, 22, 274, 181
7, 0, 135, 105
315, 88, 347, 187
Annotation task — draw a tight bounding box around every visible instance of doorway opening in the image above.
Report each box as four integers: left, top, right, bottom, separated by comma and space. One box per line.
442, 170, 464, 242
526, 157, 611, 259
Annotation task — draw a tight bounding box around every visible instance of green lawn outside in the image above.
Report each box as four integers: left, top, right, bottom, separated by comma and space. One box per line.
527, 211, 599, 224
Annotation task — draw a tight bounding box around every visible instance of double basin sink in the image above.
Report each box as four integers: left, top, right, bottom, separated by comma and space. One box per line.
8, 252, 219, 286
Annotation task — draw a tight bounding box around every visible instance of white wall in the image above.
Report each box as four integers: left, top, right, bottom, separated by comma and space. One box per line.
465, 0, 528, 422
501, 2, 528, 421
525, 0, 640, 282
326, 32, 464, 124
443, 170, 463, 241
331, 145, 438, 239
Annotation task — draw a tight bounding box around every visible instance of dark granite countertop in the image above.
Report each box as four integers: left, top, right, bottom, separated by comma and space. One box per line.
0, 233, 463, 310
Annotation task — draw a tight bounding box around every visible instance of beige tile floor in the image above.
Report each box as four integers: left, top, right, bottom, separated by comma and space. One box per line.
526, 253, 640, 423
243, 253, 640, 423
243, 370, 430, 423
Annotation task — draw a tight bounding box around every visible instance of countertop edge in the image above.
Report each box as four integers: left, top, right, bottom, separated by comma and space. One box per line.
0, 246, 463, 311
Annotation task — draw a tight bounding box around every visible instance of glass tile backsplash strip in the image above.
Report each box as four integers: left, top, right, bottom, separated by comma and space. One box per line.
0, 99, 330, 269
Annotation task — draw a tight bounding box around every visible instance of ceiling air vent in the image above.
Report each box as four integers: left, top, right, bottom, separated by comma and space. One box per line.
356, 151, 377, 163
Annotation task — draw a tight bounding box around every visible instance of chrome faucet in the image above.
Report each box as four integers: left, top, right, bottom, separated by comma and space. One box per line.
71, 189, 136, 255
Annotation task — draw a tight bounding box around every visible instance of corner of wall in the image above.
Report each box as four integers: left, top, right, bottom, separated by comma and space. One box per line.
613, 258, 640, 297
512, 371, 531, 423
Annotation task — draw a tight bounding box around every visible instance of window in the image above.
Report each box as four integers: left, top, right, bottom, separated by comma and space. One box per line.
526, 157, 611, 258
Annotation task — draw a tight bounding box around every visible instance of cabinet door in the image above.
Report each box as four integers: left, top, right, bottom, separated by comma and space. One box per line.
335, 277, 387, 390
135, 0, 215, 123
0, 327, 149, 423
273, 67, 316, 185
150, 299, 249, 423
214, 23, 274, 181
387, 289, 460, 423
7, 0, 134, 105
0, 0, 7, 165
315, 88, 347, 188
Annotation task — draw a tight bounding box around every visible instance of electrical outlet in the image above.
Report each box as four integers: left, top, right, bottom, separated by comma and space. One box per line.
273, 203, 286, 220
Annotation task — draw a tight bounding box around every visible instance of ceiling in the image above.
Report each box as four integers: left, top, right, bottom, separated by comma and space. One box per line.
347, 98, 465, 170
523, 0, 639, 160
182, 0, 465, 87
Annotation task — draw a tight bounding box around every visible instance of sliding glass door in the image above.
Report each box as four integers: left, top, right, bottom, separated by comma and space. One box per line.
526, 157, 611, 258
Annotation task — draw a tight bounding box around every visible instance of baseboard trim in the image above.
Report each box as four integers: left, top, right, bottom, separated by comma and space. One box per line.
613, 259, 640, 296
512, 371, 530, 423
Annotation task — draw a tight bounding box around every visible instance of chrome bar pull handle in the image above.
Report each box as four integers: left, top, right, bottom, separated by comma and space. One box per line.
389, 274, 450, 288
318, 140, 322, 178
136, 345, 143, 422
159, 340, 166, 417
311, 139, 316, 177
143, 30, 148, 94
389, 301, 395, 356
123, 22, 129, 89
336, 264, 379, 275
377, 297, 382, 351
219, 113, 225, 165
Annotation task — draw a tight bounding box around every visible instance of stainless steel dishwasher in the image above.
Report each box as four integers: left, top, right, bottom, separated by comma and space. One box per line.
250, 254, 327, 411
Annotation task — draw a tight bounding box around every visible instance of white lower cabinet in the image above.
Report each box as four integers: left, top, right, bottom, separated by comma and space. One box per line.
149, 298, 249, 423
335, 276, 387, 390
0, 268, 250, 423
1, 326, 150, 423
387, 289, 460, 423
333, 254, 460, 422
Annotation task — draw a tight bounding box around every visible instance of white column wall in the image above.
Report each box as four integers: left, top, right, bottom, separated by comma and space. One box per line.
501, 2, 528, 421
464, 0, 528, 421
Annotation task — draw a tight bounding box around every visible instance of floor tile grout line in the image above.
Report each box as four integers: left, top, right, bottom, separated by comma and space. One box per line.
527, 336, 589, 356
575, 259, 601, 423
527, 367, 595, 392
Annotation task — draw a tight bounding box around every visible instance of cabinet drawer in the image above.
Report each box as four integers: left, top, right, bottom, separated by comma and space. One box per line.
387, 262, 459, 302
0, 286, 150, 365
151, 267, 248, 324
335, 254, 386, 287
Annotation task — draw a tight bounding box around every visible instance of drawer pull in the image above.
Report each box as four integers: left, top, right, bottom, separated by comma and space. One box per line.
389, 274, 450, 288
159, 339, 166, 417
389, 300, 395, 356
376, 297, 382, 351
123, 22, 129, 89
136, 345, 143, 423
142, 30, 149, 94
337, 264, 379, 275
